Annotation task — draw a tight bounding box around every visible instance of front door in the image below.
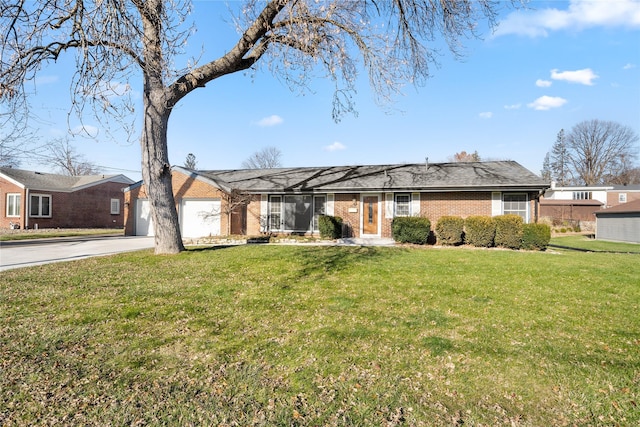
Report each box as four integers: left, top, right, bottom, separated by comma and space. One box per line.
362, 195, 379, 235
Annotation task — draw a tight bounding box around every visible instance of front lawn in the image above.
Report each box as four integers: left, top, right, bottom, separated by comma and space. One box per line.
1, 245, 638, 425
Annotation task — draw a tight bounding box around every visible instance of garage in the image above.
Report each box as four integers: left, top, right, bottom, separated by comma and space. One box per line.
595, 200, 640, 243
135, 199, 154, 236
180, 199, 221, 238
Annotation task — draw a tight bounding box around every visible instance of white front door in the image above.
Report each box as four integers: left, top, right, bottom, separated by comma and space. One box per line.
180, 199, 221, 238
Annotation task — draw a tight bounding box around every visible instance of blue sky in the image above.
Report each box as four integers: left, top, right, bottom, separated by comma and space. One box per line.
18, 0, 640, 181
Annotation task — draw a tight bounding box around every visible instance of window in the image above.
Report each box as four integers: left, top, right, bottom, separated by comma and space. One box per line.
269, 194, 325, 232
395, 193, 411, 217
6, 193, 21, 217
313, 195, 326, 231
110, 198, 121, 214
283, 195, 312, 231
573, 191, 592, 200
619, 193, 627, 203
29, 194, 51, 217
269, 196, 282, 230
503, 193, 528, 221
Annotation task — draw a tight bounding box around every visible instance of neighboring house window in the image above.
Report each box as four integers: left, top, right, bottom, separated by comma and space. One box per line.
111, 198, 121, 214
619, 193, 627, 203
395, 193, 411, 217
6, 193, 21, 217
503, 193, 528, 222
573, 191, 592, 200
30, 194, 51, 217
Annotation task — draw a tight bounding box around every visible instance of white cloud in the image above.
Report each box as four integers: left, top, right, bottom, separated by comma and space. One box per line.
623, 63, 636, 70
254, 115, 284, 127
527, 96, 568, 111
324, 141, 346, 152
551, 68, 598, 85
71, 125, 99, 138
495, 0, 640, 37
504, 103, 522, 110
536, 79, 552, 88
479, 112, 493, 119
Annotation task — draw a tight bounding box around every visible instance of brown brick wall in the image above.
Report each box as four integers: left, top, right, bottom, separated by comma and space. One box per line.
607, 191, 640, 207
0, 178, 26, 229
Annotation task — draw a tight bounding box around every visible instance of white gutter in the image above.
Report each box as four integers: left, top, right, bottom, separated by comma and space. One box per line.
24, 188, 29, 229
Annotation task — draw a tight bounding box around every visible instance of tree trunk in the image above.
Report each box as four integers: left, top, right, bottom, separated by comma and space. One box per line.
140, 86, 185, 254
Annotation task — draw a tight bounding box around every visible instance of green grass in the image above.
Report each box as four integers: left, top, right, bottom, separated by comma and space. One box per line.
551, 234, 640, 253
0, 228, 123, 241
1, 245, 639, 425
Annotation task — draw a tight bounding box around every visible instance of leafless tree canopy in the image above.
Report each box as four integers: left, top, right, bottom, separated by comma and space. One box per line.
566, 120, 639, 186
1, 0, 512, 253
184, 153, 197, 170
242, 146, 283, 169
44, 138, 101, 176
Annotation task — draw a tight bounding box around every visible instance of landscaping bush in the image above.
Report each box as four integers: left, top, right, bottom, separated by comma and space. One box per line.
521, 223, 551, 251
318, 215, 343, 239
435, 216, 464, 245
464, 216, 496, 247
494, 214, 524, 249
392, 216, 431, 244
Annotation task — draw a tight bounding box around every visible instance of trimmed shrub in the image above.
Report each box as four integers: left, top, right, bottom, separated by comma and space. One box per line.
435, 216, 465, 245
318, 215, 343, 239
521, 223, 551, 251
494, 214, 524, 249
464, 216, 496, 247
392, 216, 431, 245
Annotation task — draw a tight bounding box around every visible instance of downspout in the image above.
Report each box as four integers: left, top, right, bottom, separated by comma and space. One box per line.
24, 188, 29, 229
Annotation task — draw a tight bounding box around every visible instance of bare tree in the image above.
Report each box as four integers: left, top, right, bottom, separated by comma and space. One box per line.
242, 146, 282, 169
44, 138, 101, 176
184, 153, 197, 170
566, 120, 639, 186
450, 150, 481, 162
1, 0, 512, 254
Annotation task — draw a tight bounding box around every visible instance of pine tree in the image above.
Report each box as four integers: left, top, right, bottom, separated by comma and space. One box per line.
550, 129, 571, 185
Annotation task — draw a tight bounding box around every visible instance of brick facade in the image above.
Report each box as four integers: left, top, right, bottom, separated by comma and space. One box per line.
1, 179, 128, 230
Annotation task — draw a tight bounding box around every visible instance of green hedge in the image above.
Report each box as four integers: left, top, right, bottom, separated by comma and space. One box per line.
435, 216, 465, 245
318, 215, 343, 239
464, 216, 496, 247
494, 214, 524, 249
391, 217, 431, 245
521, 223, 551, 251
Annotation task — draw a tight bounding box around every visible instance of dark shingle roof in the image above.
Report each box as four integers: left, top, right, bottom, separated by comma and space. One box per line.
0, 167, 134, 191
595, 199, 640, 215
189, 161, 548, 193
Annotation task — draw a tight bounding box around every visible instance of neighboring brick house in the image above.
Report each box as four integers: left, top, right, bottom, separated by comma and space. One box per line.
540, 183, 640, 225
1, 167, 134, 230
124, 161, 548, 239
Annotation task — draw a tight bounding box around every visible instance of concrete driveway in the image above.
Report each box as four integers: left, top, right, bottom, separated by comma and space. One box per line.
0, 236, 155, 272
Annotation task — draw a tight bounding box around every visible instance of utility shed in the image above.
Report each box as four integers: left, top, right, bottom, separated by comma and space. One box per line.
594, 199, 640, 244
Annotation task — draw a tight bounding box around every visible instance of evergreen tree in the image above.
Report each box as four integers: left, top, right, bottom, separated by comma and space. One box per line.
550, 129, 571, 185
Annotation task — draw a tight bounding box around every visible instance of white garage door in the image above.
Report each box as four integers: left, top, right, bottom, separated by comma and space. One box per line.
180, 199, 221, 238
135, 199, 154, 236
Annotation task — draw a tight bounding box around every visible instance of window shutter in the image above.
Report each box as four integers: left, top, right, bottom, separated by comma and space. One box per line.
385, 193, 394, 218
491, 192, 502, 216
326, 193, 335, 216
260, 194, 268, 232
411, 193, 420, 216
